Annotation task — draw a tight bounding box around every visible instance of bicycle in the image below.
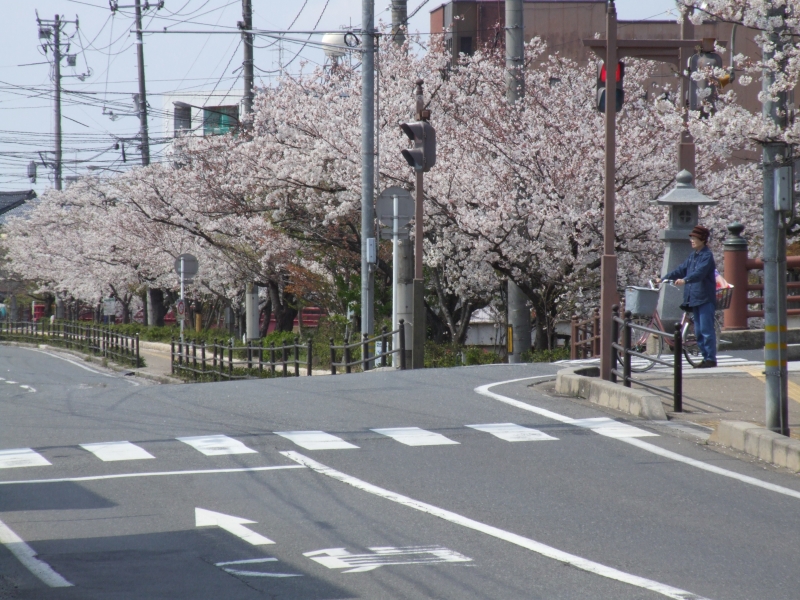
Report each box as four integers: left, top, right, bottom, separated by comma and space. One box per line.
619, 280, 731, 372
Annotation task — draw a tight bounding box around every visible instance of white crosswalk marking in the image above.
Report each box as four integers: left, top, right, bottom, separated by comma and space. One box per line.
80, 441, 155, 462
177, 435, 257, 456
371, 427, 459, 446
572, 417, 658, 438
466, 423, 558, 442
0, 448, 51, 469
275, 431, 359, 450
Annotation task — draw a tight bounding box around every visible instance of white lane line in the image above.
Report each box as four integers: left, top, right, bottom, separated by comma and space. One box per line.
466, 423, 558, 442
371, 427, 459, 447
22, 348, 140, 386
19, 385, 36, 393
282, 451, 709, 600
0, 518, 72, 587
572, 418, 659, 439
216, 558, 278, 566
0, 464, 304, 486
275, 431, 359, 450
80, 441, 155, 462
177, 434, 257, 456
0, 448, 51, 469
477, 376, 800, 501
5, 380, 18, 384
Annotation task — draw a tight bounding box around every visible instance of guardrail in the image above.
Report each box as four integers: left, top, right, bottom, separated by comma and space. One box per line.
570, 309, 600, 359
171, 336, 312, 381
330, 322, 406, 374
610, 307, 683, 412
0, 320, 142, 368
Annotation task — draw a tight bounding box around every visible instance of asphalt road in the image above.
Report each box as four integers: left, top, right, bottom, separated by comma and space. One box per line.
1, 344, 799, 600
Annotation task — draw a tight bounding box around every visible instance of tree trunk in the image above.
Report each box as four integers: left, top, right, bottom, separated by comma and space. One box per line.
259, 297, 272, 338
267, 280, 298, 332
147, 288, 167, 327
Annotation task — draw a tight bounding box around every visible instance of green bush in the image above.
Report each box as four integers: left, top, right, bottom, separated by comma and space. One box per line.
520, 346, 570, 363
464, 346, 503, 365
424, 342, 463, 368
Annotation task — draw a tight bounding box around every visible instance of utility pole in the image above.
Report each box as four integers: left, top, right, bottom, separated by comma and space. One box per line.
36, 13, 77, 191
391, 0, 413, 366
391, 0, 407, 46
240, 0, 260, 341
763, 4, 790, 436
53, 16, 63, 191
505, 0, 531, 362
361, 0, 375, 338
240, 0, 254, 118
133, 0, 150, 166
599, 0, 618, 381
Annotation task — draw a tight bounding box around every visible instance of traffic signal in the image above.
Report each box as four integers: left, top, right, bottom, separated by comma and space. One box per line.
688, 50, 724, 116
399, 121, 436, 172
596, 60, 624, 112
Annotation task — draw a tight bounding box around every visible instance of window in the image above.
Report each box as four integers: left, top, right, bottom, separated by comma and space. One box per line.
203, 105, 239, 136
173, 105, 191, 136
459, 36, 472, 56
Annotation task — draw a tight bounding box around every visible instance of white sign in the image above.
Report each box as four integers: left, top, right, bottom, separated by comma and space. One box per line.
304, 545, 471, 573
175, 298, 186, 322
103, 298, 116, 316
195, 508, 275, 546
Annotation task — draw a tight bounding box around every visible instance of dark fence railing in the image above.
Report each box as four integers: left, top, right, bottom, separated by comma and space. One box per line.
171, 336, 313, 381
610, 307, 683, 412
329, 322, 406, 374
570, 309, 600, 359
0, 320, 142, 368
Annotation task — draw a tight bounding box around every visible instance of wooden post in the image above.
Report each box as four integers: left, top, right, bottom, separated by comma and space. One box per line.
723, 222, 749, 330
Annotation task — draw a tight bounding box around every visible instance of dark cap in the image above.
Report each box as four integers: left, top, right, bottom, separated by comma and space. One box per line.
689, 225, 710, 242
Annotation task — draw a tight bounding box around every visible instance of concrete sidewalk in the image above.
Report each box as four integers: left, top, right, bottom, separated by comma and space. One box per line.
637, 364, 800, 438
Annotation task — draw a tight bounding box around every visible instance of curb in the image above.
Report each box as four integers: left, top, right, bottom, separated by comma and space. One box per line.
709, 421, 800, 472
555, 366, 668, 421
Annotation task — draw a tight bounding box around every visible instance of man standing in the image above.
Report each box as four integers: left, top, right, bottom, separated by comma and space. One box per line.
660, 225, 717, 368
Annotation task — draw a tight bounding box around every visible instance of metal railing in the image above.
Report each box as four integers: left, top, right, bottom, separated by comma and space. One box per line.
570, 309, 600, 359
330, 322, 406, 374
610, 307, 683, 412
171, 336, 312, 381
0, 320, 142, 368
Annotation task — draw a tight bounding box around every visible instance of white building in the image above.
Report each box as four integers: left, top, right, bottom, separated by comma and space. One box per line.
162, 91, 244, 139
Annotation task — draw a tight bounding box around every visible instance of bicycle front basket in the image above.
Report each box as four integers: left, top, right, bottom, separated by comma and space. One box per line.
624, 286, 659, 316
716, 285, 733, 310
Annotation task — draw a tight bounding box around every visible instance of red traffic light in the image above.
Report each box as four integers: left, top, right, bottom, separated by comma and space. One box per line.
599, 61, 624, 83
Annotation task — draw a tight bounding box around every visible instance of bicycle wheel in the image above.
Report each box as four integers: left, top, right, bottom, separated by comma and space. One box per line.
617, 317, 663, 373
682, 314, 722, 368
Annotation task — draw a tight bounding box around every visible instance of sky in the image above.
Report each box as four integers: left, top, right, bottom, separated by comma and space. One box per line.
0, 0, 678, 194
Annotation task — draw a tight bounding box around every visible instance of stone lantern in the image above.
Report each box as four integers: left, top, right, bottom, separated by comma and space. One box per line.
655, 170, 718, 326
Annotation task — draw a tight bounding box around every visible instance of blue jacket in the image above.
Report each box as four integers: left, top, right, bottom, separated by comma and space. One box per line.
664, 245, 716, 308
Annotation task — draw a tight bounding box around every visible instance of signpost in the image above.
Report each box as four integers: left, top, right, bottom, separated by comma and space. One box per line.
174, 253, 199, 343
378, 186, 413, 367
103, 298, 116, 324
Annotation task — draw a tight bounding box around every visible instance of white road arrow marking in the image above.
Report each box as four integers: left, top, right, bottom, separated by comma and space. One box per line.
195, 508, 274, 545
304, 545, 472, 573
215, 558, 302, 578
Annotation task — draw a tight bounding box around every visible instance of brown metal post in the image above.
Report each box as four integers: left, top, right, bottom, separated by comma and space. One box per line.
270, 342, 276, 376
294, 336, 300, 377
228, 340, 233, 379
610, 305, 619, 384
381, 326, 388, 367
593, 308, 601, 356
399, 319, 406, 370
307, 337, 313, 377
330, 338, 336, 375
170, 337, 175, 375
674, 321, 683, 412
723, 222, 749, 330
570, 316, 578, 360
600, 0, 618, 381
282, 344, 288, 377
363, 332, 370, 371
201, 341, 206, 378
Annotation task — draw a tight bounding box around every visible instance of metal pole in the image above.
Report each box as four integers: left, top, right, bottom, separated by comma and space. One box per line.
391, 0, 407, 46
241, 0, 253, 118
361, 0, 375, 339
133, 0, 151, 166
599, 0, 618, 381
763, 5, 790, 435
674, 321, 682, 412
392, 194, 399, 366
505, 0, 531, 362
180, 256, 185, 344
53, 15, 63, 191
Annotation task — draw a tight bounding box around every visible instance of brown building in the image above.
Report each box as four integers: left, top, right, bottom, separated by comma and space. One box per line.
429, 0, 763, 114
